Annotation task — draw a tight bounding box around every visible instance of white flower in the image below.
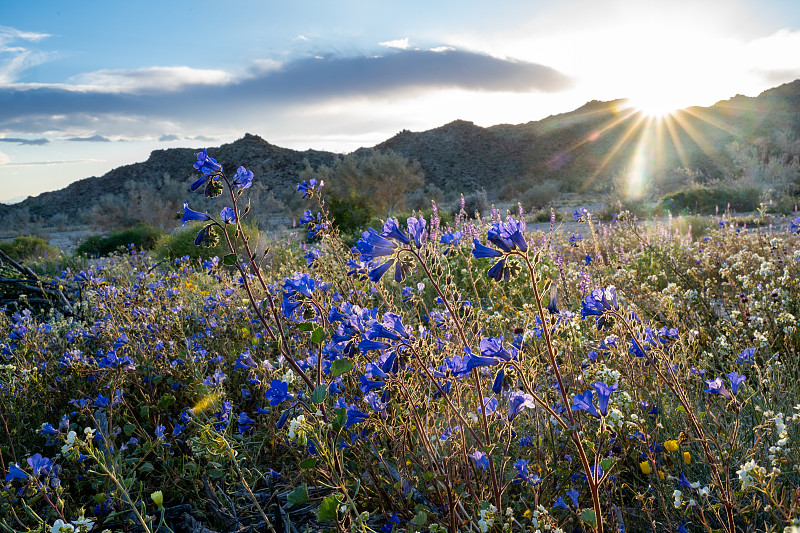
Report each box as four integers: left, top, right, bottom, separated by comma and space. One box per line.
61, 431, 77, 455
71, 517, 95, 533
50, 520, 75, 533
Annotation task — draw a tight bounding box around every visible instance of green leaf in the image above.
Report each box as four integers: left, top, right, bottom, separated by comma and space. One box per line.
287, 484, 309, 507
311, 327, 325, 344
581, 509, 597, 527
411, 511, 428, 526
331, 359, 354, 378
333, 408, 346, 430
157, 395, 176, 410
310, 385, 327, 404
139, 462, 154, 474
139, 405, 150, 418
299, 457, 318, 470
317, 493, 343, 521
223, 253, 237, 266
297, 322, 314, 332
208, 469, 226, 479
123, 424, 135, 437
601, 458, 614, 472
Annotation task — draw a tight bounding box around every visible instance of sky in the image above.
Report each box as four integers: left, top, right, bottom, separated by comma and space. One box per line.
1, 0, 799, 203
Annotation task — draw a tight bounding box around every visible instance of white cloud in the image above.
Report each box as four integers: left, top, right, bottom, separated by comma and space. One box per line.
0, 149, 9, 165
66, 66, 236, 93
379, 38, 411, 50
0, 25, 50, 45
0, 25, 53, 84
430, 46, 455, 53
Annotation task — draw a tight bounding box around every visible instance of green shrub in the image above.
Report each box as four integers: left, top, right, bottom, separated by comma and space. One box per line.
596, 198, 653, 221
76, 224, 163, 257
658, 185, 762, 214
765, 195, 800, 215
0, 235, 60, 261
327, 193, 376, 241
153, 223, 260, 261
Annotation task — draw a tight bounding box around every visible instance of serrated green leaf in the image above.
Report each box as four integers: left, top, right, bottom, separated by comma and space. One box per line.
581, 509, 597, 527
223, 253, 237, 266
317, 493, 343, 521
310, 385, 327, 404
297, 322, 314, 331
331, 359, 354, 378
287, 484, 309, 506
311, 327, 325, 344
299, 457, 318, 470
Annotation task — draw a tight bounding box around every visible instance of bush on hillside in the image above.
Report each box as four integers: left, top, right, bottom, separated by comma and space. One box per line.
658, 185, 762, 214
153, 223, 260, 261
0, 235, 60, 261
76, 224, 163, 257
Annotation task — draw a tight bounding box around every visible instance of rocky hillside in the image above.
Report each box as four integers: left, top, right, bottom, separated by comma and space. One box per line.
4, 79, 799, 229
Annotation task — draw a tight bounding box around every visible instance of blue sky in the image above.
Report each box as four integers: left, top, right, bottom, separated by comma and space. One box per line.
1, 0, 799, 203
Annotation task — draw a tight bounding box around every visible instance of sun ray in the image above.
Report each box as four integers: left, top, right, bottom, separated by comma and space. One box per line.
578, 112, 649, 193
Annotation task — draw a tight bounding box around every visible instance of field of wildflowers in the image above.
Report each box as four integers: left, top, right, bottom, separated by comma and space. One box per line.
2, 150, 800, 533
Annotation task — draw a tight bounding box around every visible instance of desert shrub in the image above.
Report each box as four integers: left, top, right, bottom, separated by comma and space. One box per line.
658, 185, 762, 214
326, 193, 376, 245
0, 235, 60, 261
75, 224, 163, 257
452, 189, 489, 218
519, 180, 561, 210
153, 223, 259, 261
596, 198, 652, 221
406, 183, 446, 211
765, 195, 800, 214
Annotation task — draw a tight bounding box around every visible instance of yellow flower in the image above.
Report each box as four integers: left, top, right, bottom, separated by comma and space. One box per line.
640, 461, 652, 475
684, 452, 691, 465
523, 510, 532, 519
664, 440, 679, 452
151, 491, 163, 508
658, 470, 665, 480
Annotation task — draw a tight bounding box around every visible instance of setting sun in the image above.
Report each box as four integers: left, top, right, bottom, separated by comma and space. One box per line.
626, 95, 683, 117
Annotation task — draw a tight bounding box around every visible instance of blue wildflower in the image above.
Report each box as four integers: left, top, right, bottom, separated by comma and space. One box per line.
512, 458, 541, 486
571, 390, 600, 418
566, 488, 580, 506
469, 450, 489, 470
220, 207, 236, 224
232, 166, 253, 189
704, 377, 732, 400
508, 391, 535, 421
735, 348, 755, 365
553, 496, 570, 510
592, 381, 618, 416
727, 372, 746, 395
265, 379, 293, 406
345, 405, 370, 428
181, 203, 211, 226
297, 178, 324, 198
5, 462, 28, 481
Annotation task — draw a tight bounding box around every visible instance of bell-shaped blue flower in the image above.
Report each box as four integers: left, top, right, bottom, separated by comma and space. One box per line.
232, 166, 253, 189
571, 390, 600, 418
181, 203, 211, 226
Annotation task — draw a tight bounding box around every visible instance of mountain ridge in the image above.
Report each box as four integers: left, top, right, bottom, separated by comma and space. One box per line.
3, 79, 799, 228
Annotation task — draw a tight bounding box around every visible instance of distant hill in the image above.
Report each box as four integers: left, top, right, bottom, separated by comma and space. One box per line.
3, 79, 799, 230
